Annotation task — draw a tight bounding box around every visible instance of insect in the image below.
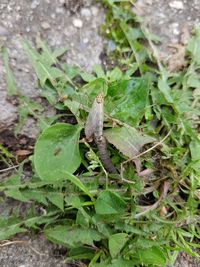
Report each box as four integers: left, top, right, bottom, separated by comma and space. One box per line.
85, 92, 117, 174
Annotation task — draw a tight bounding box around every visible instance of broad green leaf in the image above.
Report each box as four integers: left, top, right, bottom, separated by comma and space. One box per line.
46, 192, 64, 210
34, 123, 82, 181
106, 78, 149, 126
104, 126, 155, 158
131, 246, 167, 266
106, 67, 122, 82
45, 225, 102, 248
109, 233, 128, 258
95, 191, 126, 215
2, 47, 18, 96
80, 72, 96, 82
93, 64, 106, 78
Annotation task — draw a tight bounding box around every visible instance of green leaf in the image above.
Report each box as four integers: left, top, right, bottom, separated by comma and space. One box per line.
5, 188, 28, 202
80, 72, 96, 82
2, 47, 18, 96
109, 233, 128, 258
67, 247, 95, 261
95, 191, 126, 215
0, 224, 26, 240
158, 79, 174, 104
187, 26, 200, 65
34, 123, 82, 181
93, 64, 106, 78
106, 78, 149, 126
131, 246, 167, 266
62, 172, 95, 201
106, 67, 122, 82
36, 37, 57, 65
45, 225, 102, 248
104, 126, 155, 158
190, 140, 200, 171
23, 40, 63, 87
46, 192, 64, 211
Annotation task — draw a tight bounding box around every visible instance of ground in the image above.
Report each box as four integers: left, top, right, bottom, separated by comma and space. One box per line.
0, 0, 199, 266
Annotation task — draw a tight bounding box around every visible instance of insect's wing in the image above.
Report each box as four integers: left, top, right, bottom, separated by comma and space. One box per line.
85, 93, 104, 139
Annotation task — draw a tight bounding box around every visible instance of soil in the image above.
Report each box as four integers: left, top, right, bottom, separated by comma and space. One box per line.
0, 0, 200, 266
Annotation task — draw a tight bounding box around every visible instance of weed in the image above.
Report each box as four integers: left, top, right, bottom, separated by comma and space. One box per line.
1, 1, 200, 266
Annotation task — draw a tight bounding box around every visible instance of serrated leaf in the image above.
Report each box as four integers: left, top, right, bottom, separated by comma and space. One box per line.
45, 225, 102, 248
95, 191, 126, 215
104, 126, 155, 158
0, 224, 27, 240
23, 40, 63, 87
36, 37, 57, 65
5, 188, 28, 202
109, 233, 128, 258
34, 123, 82, 181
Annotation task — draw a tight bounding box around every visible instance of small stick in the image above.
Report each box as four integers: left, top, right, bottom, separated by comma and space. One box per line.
0, 164, 19, 173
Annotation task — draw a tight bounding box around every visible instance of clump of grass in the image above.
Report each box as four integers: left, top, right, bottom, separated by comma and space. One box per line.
0, 1, 200, 266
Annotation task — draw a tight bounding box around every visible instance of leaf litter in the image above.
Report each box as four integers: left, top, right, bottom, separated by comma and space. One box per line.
1, 0, 200, 266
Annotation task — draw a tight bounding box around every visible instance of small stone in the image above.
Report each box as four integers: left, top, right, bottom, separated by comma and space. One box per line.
83, 37, 89, 44
169, 1, 184, 9
91, 6, 99, 16
51, 13, 56, 19
173, 28, 180, 35
31, 0, 40, 9
0, 25, 9, 36
80, 8, 91, 18
56, 7, 64, 14
25, 26, 30, 32
16, 6, 21, 11
59, 0, 65, 4
41, 21, 50, 30
72, 18, 83, 28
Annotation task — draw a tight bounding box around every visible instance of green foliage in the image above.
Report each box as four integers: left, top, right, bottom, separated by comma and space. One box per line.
1, 1, 200, 266
34, 123, 82, 180
2, 47, 19, 96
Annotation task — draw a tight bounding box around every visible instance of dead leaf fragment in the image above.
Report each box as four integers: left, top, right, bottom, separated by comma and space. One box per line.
104, 126, 155, 159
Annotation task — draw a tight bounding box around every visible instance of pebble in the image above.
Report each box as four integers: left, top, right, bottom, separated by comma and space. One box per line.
55, 7, 64, 14
91, 6, 99, 16
59, 0, 65, 4
72, 18, 83, 28
31, 0, 40, 9
83, 37, 89, 44
25, 26, 30, 32
80, 8, 91, 18
0, 25, 9, 36
41, 21, 50, 29
169, 1, 184, 9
